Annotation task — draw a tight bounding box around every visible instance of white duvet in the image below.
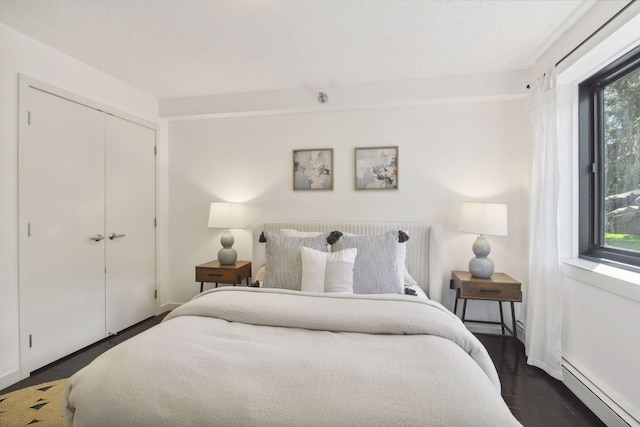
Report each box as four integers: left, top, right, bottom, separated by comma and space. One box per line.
64, 287, 521, 426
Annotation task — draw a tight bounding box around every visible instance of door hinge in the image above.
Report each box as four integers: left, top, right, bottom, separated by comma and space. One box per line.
154, 289, 158, 299
591, 163, 598, 174
27, 223, 31, 237
154, 218, 157, 228
154, 146, 157, 156
27, 111, 31, 125
29, 334, 32, 348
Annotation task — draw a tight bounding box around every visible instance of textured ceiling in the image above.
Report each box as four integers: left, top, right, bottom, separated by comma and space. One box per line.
0, 0, 597, 99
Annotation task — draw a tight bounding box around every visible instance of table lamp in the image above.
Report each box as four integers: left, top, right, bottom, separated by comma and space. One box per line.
458, 202, 508, 279
208, 202, 245, 265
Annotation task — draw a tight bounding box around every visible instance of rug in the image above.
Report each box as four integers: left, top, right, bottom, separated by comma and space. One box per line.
0, 379, 68, 426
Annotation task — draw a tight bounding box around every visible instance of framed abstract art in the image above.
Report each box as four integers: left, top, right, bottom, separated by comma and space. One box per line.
292, 148, 333, 190
354, 146, 398, 190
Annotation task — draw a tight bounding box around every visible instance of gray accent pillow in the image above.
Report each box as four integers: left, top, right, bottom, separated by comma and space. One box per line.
330, 231, 404, 294
263, 230, 329, 290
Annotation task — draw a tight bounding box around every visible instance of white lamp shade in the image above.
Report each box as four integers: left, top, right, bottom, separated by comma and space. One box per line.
459, 202, 508, 236
208, 202, 245, 229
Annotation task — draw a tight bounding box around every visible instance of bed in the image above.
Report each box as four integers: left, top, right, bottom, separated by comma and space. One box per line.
63, 222, 521, 426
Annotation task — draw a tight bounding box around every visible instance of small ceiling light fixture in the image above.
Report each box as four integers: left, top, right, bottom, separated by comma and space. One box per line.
318, 92, 328, 103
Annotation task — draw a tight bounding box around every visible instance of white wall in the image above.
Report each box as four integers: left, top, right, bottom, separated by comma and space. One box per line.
0, 24, 166, 389
562, 263, 640, 424
551, 3, 640, 424
0, 4, 635, 422
167, 95, 530, 318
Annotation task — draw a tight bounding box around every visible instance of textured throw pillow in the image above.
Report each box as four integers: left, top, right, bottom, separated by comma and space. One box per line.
340, 231, 408, 287
330, 231, 405, 294
300, 247, 357, 293
263, 230, 329, 290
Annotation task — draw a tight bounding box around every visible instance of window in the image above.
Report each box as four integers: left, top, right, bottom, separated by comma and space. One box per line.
579, 44, 640, 268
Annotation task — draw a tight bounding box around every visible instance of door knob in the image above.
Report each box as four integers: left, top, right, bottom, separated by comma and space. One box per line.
108, 232, 126, 240
90, 234, 105, 242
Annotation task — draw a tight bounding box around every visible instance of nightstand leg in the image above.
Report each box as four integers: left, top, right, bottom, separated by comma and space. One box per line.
200, 282, 204, 293
461, 299, 468, 321
453, 289, 459, 315
499, 302, 505, 335
511, 302, 517, 340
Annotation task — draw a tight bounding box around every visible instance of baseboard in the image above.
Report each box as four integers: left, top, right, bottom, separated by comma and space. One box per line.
159, 302, 181, 313
465, 323, 503, 335
0, 369, 22, 391
493, 321, 635, 426
562, 358, 638, 427
516, 320, 524, 343
464, 320, 525, 344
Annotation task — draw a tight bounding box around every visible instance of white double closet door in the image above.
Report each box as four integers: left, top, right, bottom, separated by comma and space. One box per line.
19, 81, 156, 373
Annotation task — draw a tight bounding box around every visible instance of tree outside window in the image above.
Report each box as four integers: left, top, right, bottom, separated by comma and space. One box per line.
603, 68, 640, 252
579, 44, 640, 268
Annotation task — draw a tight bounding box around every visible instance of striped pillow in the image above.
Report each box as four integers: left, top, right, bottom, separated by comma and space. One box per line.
330, 231, 405, 294
262, 230, 328, 290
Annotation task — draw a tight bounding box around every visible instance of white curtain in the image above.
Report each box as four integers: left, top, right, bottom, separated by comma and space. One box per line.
525, 68, 564, 380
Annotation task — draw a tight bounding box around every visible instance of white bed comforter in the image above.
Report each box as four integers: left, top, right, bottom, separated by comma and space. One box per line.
64, 287, 521, 427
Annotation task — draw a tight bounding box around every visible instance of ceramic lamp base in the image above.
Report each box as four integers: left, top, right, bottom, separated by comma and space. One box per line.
218, 229, 237, 265
218, 247, 237, 265
469, 257, 494, 279
469, 234, 494, 278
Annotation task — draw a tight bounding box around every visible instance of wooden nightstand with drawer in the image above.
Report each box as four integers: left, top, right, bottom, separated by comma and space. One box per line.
195, 260, 252, 293
450, 270, 522, 339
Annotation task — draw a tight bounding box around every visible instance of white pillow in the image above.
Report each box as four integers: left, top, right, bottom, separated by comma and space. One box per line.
300, 247, 357, 293
404, 267, 418, 286
280, 229, 323, 237
255, 266, 266, 286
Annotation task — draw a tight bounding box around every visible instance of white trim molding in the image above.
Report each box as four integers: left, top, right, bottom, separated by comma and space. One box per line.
0, 369, 22, 391
563, 357, 638, 427
563, 258, 640, 304
160, 303, 181, 313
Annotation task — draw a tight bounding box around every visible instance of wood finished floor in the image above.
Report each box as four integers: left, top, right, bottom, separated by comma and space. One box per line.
0, 313, 168, 394
475, 333, 604, 427
1, 315, 605, 426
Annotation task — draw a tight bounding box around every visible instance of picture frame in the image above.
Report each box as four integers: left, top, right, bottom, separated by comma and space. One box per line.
354, 146, 398, 190
292, 148, 334, 190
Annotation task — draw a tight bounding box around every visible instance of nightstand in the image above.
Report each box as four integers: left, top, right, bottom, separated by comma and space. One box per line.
450, 270, 522, 339
195, 260, 252, 293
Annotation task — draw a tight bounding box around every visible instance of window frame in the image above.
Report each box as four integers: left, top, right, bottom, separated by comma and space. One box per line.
579, 43, 640, 270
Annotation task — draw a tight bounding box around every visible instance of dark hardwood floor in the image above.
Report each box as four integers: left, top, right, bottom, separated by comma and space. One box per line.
2, 315, 605, 426
476, 333, 605, 427
0, 312, 168, 394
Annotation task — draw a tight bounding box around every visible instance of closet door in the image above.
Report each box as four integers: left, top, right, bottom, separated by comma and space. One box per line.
21, 87, 107, 372
105, 115, 156, 334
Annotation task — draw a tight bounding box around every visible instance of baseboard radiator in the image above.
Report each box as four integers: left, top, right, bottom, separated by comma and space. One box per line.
562, 358, 638, 427
469, 321, 638, 426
